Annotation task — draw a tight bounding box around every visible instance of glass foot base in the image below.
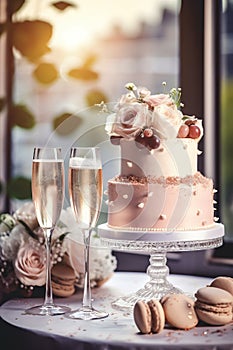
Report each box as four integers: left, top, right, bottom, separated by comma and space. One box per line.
112, 281, 184, 311
25, 304, 71, 316
112, 252, 188, 311
66, 306, 109, 320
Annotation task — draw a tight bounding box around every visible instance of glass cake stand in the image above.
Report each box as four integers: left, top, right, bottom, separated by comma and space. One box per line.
98, 223, 224, 310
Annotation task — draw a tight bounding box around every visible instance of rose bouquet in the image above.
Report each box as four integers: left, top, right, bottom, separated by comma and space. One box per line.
0, 202, 117, 303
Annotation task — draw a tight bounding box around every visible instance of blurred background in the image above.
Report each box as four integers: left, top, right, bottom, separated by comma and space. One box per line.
0, 0, 232, 274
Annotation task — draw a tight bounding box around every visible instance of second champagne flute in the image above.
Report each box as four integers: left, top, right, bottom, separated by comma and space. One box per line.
67, 147, 108, 320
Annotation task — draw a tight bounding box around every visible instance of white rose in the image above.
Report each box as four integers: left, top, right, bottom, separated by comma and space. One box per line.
151, 105, 183, 139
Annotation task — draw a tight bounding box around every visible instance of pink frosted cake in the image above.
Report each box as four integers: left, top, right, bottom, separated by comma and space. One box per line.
105, 83, 217, 231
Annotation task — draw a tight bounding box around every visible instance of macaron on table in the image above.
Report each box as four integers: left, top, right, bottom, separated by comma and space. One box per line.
195, 286, 233, 326
133, 282, 233, 335
1, 272, 233, 350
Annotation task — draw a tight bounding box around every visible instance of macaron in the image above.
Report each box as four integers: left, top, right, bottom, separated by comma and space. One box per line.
51, 261, 76, 297
195, 286, 233, 325
133, 299, 165, 334
147, 299, 165, 333
161, 293, 198, 330
209, 276, 233, 296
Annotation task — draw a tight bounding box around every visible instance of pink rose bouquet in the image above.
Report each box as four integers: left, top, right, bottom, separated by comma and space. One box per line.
0, 202, 69, 301
0, 202, 117, 302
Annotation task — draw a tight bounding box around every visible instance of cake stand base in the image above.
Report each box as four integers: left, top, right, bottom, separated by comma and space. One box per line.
111, 252, 183, 310
98, 223, 224, 311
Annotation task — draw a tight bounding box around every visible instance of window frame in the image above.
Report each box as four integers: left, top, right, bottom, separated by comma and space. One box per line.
173, 0, 233, 276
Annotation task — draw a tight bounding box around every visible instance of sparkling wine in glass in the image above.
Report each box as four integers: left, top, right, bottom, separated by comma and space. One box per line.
66, 147, 108, 320
26, 147, 70, 316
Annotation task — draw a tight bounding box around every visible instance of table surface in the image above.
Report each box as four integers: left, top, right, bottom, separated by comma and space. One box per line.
1, 272, 233, 350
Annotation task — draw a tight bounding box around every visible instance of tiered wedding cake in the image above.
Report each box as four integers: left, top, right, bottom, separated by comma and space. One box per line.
105, 83, 217, 231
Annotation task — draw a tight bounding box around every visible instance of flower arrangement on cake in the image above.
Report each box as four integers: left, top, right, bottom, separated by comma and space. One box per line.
0, 202, 117, 303
106, 82, 203, 146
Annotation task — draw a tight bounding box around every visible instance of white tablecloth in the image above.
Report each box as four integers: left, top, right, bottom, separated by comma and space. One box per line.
0, 272, 233, 349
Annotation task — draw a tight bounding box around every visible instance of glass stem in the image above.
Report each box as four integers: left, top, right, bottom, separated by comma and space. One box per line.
44, 228, 54, 307
146, 252, 169, 290
82, 229, 92, 310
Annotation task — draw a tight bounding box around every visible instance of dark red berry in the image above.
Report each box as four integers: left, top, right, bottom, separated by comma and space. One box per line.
188, 125, 201, 139
135, 133, 146, 149
147, 134, 160, 150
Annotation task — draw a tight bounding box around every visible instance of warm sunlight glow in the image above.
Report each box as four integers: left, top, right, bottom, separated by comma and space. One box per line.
51, 24, 93, 51
15, 0, 179, 53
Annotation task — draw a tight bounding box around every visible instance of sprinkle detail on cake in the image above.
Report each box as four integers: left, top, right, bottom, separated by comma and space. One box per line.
111, 172, 211, 188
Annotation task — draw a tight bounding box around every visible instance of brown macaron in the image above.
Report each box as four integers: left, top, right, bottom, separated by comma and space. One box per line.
133, 300, 152, 334
209, 276, 233, 296
195, 286, 233, 325
147, 299, 165, 333
51, 262, 76, 297
161, 293, 198, 330
133, 299, 165, 334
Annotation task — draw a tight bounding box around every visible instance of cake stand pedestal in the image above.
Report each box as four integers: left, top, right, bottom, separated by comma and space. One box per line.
98, 223, 224, 310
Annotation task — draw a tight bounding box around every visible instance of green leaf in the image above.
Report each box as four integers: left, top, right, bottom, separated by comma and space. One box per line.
68, 67, 99, 81
33, 62, 59, 84
8, 0, 26, 15
0, 97, 6, 112
53, 112, 82, 135
51, 1, 77, 11
10, 104, 36, 129
169, 87, 182, 108
7, 176, 31, 200
57, 232, 70, 242
12, 20, 53, 61
85, 89, 108, 107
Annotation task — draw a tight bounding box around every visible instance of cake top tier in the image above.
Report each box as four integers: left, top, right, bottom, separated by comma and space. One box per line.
106, 83, 203, 151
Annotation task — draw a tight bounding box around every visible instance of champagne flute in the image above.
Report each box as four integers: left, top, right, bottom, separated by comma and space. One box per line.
66, 147, 108, 320
26, 147, 70, 316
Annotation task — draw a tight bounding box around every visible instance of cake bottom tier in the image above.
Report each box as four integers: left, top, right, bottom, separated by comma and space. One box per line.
107, 172, 215, 231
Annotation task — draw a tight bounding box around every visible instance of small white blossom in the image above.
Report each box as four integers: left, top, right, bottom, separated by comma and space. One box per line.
125, 82, 137, 91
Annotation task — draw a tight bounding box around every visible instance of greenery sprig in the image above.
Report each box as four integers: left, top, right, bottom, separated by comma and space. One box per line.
169, 87, 183, 109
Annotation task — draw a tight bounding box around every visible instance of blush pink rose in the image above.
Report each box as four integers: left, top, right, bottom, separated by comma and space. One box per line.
144, 93, 174, 109
14, 245, 46, 286
112, 103, 148, 139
